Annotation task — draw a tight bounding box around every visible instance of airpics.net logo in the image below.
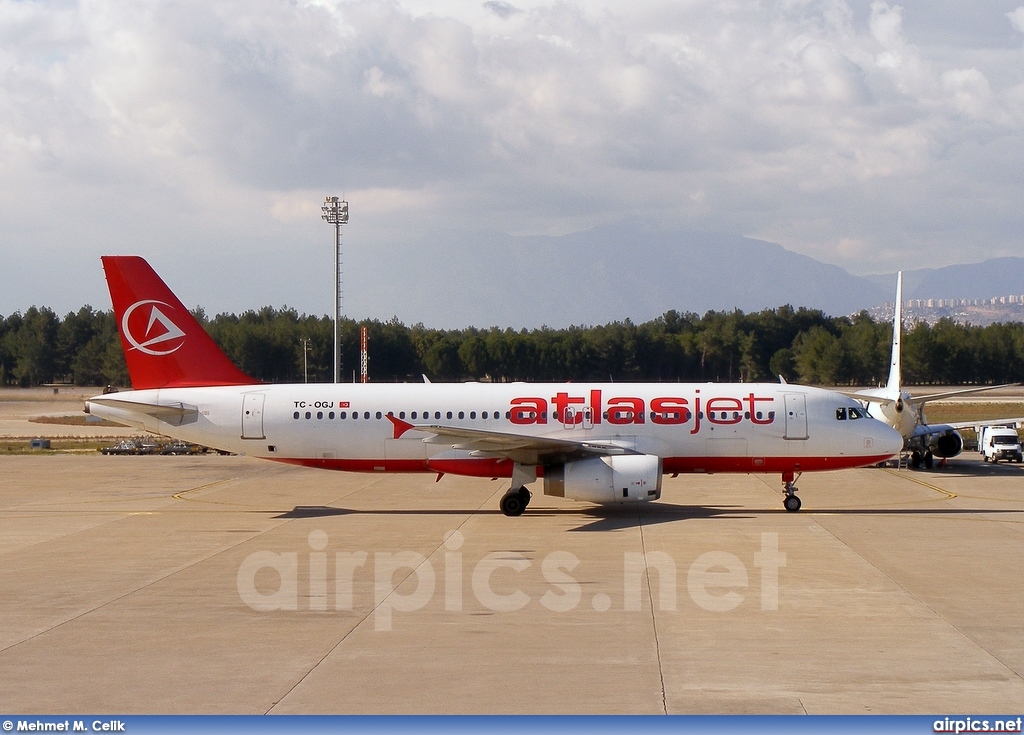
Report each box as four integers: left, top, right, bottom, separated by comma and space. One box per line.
237, 531, 787, 631
121, 299, 186, 356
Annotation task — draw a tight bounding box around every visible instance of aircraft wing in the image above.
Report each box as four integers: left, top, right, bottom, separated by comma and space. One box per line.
942, 418, 1024, 432
386, 415, 636, 465
909, 383, 1019, 404
843, 384, 1019, 406
909, 422, 958, 439
908, 418, 1024, 440
841, 389, 893, 405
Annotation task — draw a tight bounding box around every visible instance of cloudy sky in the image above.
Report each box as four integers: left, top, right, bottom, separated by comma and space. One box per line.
3, 0, 1023, 325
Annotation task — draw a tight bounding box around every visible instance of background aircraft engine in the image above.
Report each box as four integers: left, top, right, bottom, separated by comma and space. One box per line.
543, 454, 663, 504
930, 430, 964, 458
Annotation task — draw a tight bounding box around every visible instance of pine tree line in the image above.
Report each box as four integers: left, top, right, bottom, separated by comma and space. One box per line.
2, 304, 1023, 387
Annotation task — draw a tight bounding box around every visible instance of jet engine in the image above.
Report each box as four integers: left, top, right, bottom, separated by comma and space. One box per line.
543, 454, 662, 504
929, 430, 964, 458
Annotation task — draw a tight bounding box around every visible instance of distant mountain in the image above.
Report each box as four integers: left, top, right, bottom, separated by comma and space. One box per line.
865, 258, 1024, 301
368, 223, 893, 327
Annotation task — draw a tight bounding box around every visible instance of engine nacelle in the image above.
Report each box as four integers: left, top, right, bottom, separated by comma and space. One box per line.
930, 430, 964, 458
543, 454, 663, 504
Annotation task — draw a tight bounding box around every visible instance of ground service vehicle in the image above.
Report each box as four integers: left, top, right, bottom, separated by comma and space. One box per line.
978, 425, 1023, 463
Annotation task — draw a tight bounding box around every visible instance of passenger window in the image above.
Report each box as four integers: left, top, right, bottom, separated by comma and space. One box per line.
446, 411, 453, 419
340, 411, 347, 419
458, 411, 465, 419
293, 411, 300, 420
470, 411, 476, 419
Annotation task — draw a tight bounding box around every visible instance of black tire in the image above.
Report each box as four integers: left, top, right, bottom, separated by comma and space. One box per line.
500, 491, 526, 517
783, 495, 801, 512
518, 487, 532, 508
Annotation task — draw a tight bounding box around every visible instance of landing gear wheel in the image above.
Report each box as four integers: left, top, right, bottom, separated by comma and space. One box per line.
911, 452, 922, 469
500, 489, 527, 517
782, 474, 802, 512
924, 451, 934, 469
518, 487, 532, 508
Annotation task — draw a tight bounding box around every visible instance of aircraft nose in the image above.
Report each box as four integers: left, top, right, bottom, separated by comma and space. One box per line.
874, 421, 904, 458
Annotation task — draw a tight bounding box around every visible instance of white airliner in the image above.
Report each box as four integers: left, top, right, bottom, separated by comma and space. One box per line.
851, 271, 1020, 468
86, 256, 902, 515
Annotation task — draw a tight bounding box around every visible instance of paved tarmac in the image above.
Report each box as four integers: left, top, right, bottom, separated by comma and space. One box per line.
1, 450, 1022, 714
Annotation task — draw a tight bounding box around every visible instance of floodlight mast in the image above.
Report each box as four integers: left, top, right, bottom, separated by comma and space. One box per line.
321, 196, 349, 383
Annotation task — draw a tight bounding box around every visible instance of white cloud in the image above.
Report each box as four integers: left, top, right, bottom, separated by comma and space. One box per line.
2, 0, 1024, 320
1009, 7, 1024, 33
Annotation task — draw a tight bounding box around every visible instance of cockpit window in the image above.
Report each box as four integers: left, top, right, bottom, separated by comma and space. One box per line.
836, 407, 847, 420
838, 406, 869, 420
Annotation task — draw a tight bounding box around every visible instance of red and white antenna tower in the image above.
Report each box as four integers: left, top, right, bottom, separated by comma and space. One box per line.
360, 326, 369, 383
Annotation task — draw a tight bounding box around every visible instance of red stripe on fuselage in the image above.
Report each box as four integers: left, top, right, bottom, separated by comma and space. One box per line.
270, 454, 892, 476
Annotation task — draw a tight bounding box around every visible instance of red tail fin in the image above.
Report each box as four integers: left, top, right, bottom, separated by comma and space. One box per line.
102, 256, 257, 389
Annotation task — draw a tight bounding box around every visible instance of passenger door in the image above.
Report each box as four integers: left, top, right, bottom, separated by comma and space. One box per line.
241, 393, 266, 440
784, 393, 808, 440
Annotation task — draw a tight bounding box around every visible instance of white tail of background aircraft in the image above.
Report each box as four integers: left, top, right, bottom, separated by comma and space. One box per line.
87, 257, 902, 515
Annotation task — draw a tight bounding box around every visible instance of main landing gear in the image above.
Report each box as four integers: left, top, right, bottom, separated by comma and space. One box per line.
500, 487, 532, 517
910, 450, 934, 469
782, 471, 802, 512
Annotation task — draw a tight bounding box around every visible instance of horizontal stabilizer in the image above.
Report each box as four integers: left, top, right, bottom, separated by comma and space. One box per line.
88, 397, 199, 427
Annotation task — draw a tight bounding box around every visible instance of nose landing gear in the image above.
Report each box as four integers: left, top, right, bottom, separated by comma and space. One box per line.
782, 470, 802, 512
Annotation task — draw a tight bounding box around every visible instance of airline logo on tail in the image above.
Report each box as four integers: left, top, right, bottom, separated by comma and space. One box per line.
122, 299, 187, 356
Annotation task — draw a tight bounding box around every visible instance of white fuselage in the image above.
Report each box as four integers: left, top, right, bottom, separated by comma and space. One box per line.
88, 381, 902, 478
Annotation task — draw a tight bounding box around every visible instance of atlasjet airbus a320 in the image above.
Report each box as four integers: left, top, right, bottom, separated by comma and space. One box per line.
86, 257, 902, 515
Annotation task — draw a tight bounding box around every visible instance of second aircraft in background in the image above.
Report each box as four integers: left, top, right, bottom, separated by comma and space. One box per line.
850, 271, 1022, 468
